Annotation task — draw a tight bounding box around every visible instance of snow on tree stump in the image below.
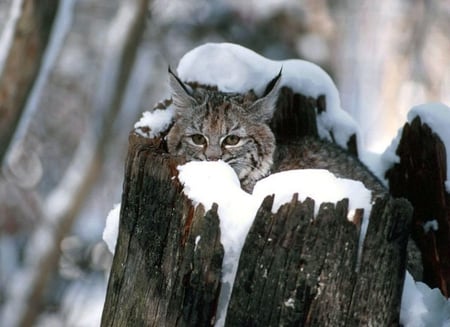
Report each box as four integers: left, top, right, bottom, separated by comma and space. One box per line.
101, 88, 413, 325
386, 116, 450, 297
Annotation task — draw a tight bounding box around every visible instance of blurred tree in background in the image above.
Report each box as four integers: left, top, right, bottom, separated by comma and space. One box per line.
0, 0, 448, 325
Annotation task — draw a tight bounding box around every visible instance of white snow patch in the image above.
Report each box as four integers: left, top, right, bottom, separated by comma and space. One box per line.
284, 298, 296, 309
178, 160, 256, 327
103, 203, 121, 254
194, 235, 201, 251
134, 106, 175, 138
253, 169, 371, 217
401, 271, 450, 327
176, 42, 359, 151
423, 220, 439, 233
177, 161, 373, 326
133, 43, 358, 151
359, 149, 389, 186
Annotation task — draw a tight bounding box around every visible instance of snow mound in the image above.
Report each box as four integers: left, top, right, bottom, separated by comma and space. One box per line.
177, 42, 359, 150
134, 105, 175, 138
253, 169, 371, 216
134, 43, 359, 151
401, 271, 450, 327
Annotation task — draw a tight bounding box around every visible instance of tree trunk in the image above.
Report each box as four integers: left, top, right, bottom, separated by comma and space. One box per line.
101, 135, 224, 326
386, 116, 450, 297
102, 129, 412, 326
0, 0, 59, 164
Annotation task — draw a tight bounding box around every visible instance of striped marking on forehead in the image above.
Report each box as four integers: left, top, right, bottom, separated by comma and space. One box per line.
197, 100, 236, 135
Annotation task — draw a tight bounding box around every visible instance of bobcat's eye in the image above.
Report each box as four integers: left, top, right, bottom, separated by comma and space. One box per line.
191, 134, 207, 145
223, 135, 241, 146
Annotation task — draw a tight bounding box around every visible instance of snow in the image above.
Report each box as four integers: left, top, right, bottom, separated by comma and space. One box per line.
133, 42, 358, 150
284, 297, 296, 309
177, 42, 359, 151
423, 220, 439, 233
253, 169, 371, 217
381, 102, 450, 192
134, 105, 175, 138
359, 149, 390, 186
103, 203, 121, 254
400, 271, 450, 327
177, 161, 373, 326
177, 161, 256, 326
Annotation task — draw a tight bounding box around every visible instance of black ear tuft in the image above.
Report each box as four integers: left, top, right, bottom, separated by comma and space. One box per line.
263, 67, 282, 97
249, 68, 282, 122
168, 66, 192, 96
168, 66, 195, 109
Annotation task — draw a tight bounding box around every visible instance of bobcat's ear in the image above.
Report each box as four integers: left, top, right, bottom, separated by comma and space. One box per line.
168, 66, 195, 110
250, 68, 282, 122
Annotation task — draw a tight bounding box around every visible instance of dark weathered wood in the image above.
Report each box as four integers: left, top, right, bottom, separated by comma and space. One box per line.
101, 134, 223, 326
346, 197, 412, 326
226, 195, 411, 327
270, 87, 319, 142
270, 87, 358, 156
386, 116, 450, 296
226, 196, 358, 326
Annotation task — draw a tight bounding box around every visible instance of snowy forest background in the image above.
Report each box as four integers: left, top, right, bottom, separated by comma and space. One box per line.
0, 0, 449, 326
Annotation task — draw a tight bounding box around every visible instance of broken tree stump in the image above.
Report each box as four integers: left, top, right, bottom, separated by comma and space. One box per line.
101, 134, 224, 326
101, 130, 412, 326
226, 194, 411, 326
100, 78, 416, 326
386, 116, 450, 296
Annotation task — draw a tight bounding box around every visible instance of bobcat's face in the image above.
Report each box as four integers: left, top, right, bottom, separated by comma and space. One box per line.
166, 69, 281, 192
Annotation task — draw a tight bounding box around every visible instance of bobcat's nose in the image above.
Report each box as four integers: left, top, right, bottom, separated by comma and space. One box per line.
205, 146, 222, 161
206, 153, 221, 161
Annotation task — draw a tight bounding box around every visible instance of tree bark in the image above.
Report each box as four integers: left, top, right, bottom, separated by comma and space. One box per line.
386, 116, 450, 296
224, 195, 411, 326
101, 135, 223, 326
102, 130, 412, 326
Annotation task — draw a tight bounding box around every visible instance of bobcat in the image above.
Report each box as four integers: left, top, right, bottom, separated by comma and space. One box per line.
166, 68, 386, 198
164, 68, 423, 277
166, 68, 281, 192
